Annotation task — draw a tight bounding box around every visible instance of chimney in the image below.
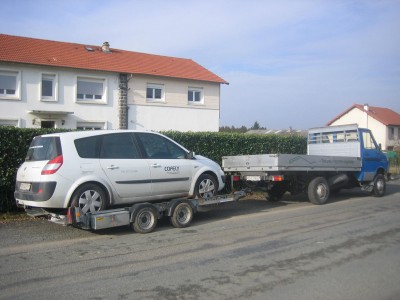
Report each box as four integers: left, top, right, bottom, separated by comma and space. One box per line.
363, 103, 369, 112
102, 42, 111, 53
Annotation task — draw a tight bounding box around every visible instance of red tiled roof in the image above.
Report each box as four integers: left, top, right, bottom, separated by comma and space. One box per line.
0, 34, 228, 84
327, 104, 400, 126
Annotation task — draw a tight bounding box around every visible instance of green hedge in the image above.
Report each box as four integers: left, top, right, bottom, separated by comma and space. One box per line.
0, 128, 306, 212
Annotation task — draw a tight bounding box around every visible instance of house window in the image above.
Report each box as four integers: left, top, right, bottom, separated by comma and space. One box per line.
188, 87, 203, 104
0, 70, 20, 100
41, 73, 57, 101
389, 127, 395, 140
146, 84, 164, 101
77, 77, 106, 102
77, 121, 106, 130
0, 119, 19, 127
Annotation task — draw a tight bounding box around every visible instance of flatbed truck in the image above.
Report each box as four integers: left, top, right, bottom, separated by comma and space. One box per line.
222, 124, 389, 204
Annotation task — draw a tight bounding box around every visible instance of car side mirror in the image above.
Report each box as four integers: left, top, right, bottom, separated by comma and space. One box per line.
379, 143, 382, 151
187, 151, 195, 159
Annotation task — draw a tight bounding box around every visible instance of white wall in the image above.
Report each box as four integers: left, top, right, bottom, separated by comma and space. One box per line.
330, 107, 389, 149
128, 104, 219, 132
0, 63, 119, 129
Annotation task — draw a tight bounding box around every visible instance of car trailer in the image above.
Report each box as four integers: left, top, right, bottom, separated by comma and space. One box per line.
66, 190, 250, 234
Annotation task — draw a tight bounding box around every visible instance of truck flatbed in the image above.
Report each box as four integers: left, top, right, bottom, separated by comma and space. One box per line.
222, 153, 362, 173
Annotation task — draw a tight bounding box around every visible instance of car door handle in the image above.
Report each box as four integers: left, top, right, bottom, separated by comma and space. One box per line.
151, 164, 162, 168
107, 165, 119, 170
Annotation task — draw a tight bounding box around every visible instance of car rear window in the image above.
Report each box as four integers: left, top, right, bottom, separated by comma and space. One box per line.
25, 136, 62, 162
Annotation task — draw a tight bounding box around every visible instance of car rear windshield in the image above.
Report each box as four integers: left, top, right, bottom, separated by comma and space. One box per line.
25, 136, 62, 162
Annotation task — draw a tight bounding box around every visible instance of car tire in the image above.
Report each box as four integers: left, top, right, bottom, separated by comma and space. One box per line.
70, 183, 108, 213
194, 174, 218, 199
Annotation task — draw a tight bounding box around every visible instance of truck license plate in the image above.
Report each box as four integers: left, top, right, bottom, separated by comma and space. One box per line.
20, 183, 31, 191
245, 176, 261, 181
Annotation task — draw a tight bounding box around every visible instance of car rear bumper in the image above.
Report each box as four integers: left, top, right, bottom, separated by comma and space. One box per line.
14, 181, 57, 202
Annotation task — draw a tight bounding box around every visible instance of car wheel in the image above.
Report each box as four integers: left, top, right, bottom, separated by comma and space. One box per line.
70, 183, 108, 213
195, 174, 218, 199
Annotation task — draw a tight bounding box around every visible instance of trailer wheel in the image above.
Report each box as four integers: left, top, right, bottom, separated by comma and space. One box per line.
170, 202, 194, 228
70, 183, 108, 213
131, 207, 158, 234
195, 174, 218, 199
373, 174, 386, 197
308, 177, 330, 205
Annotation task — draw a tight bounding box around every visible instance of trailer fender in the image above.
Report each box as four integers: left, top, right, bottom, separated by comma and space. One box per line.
165, 199, 197, 217
129, 203, 160, 223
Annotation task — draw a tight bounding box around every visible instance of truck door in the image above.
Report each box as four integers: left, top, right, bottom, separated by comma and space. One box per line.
359, 129, 387, 181
135, 132, 193, 198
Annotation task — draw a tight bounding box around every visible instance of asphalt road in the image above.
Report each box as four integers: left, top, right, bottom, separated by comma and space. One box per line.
1, 180, 400, 300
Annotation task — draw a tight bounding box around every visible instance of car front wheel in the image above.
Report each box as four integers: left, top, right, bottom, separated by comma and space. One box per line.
194, 174, 218, 199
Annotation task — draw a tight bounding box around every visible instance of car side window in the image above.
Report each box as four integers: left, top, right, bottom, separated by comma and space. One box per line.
74, 136, 100, 158
100, 133, 140, 159
136, 133, 187, 159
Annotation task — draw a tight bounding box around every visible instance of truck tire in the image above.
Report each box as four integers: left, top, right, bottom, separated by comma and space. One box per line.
70, 183, 108, 213
373, 174, 386, 197
195, 174, 218, 199
132, 206, 158, 234
308, 177, 330, 205
170, 202, 194, 228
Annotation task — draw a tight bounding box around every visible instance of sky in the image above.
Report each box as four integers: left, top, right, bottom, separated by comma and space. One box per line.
1, 0, 399, 129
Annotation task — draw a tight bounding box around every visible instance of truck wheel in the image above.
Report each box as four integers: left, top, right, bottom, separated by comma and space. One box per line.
170, 202, 194, 228
373, 174, 386, 197
132, 206, 158, 234
308, 177, 330, 205
70, 183, 108, 213
195, 174, 218, 199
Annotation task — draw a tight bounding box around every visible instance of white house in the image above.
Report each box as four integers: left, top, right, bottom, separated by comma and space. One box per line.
326, 104, 400, 150
0, 34, 227, 131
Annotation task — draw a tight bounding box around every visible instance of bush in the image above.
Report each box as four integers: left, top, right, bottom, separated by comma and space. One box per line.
0, 128, 306, 212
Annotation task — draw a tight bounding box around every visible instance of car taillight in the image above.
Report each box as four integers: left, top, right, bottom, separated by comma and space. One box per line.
41, 155, 63, 175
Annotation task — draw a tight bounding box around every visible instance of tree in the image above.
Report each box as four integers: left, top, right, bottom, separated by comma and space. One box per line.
251, 121, 265, 130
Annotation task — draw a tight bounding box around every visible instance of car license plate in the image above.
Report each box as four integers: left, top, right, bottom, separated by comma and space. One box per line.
20, 183, 31, 191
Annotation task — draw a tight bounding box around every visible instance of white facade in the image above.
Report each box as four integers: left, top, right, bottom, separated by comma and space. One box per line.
329, 107, 400, 150
0, 63, 119, 129
0, 64, 221, 131
128, 75, 220, 131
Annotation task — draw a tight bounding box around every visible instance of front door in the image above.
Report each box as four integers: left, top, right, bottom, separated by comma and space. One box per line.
359, 129, 386, 181
135, 132, 193, 198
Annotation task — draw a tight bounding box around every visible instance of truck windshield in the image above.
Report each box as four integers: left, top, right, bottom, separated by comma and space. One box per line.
25, 136, 62, 161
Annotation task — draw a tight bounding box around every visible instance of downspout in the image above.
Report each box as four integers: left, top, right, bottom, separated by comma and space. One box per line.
118, 74, 129, 129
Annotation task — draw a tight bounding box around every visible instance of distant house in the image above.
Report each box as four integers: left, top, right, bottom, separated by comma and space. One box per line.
326, 104, 400, 150
0, 34, 227, 131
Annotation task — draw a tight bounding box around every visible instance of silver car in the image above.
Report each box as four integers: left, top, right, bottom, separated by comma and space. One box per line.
15, 130, 225, 214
